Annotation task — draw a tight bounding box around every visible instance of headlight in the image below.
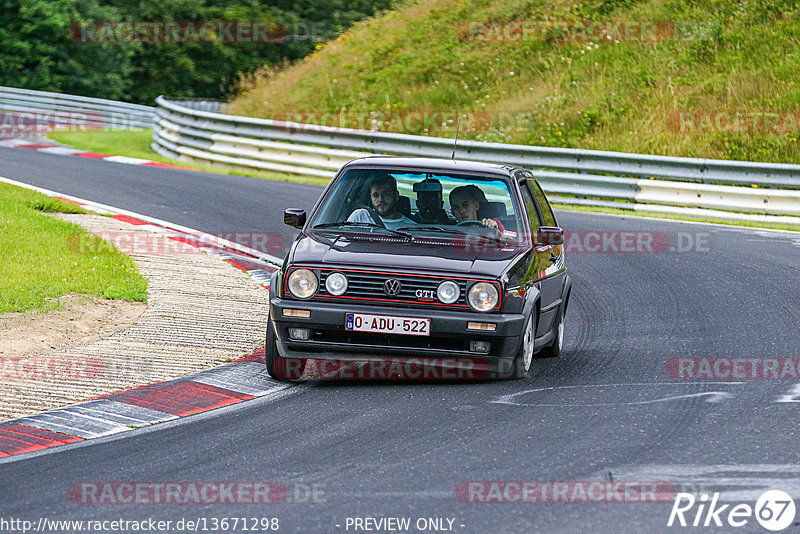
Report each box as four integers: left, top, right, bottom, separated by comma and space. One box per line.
287, 269, 318, 299
468, 282, 499, 311
325, 272, 348, 296
437, 280, 460, 304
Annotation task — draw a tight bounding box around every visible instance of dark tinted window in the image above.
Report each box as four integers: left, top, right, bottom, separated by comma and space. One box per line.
518, 181, 541, 234
527, 178, 557, 227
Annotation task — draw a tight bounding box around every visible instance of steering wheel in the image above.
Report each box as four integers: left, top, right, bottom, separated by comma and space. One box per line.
455, 219, 486, 228
352, 203, 386, 228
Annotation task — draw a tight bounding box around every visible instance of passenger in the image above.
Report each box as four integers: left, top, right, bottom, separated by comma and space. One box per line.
413, 178, 452, 224
449, 185, 504, 231
347, 174, 416, 230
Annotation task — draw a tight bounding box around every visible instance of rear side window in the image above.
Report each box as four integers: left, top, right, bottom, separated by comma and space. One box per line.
527, 178, 557, 227
518, 183, 541, 234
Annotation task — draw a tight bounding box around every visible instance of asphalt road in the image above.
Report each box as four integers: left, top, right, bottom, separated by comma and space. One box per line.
2, 146, 799, 533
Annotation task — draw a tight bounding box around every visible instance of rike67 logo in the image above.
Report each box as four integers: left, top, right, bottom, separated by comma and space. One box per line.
668, 490, 796, 531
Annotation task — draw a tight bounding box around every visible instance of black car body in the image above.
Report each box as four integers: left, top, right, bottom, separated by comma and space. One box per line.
266, 157, 571, 380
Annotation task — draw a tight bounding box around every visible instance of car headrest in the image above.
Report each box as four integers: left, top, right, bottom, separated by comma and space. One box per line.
477, 201, 506, 219
396, 195, 412, 217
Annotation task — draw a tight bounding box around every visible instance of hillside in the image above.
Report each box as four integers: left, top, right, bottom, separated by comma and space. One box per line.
228, 0, 800, 164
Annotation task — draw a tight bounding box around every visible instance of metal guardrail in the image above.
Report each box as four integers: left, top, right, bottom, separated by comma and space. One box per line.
152, 97, 800, 224
0, 85, 155, 131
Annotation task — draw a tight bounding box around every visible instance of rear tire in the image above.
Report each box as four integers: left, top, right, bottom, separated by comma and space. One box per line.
265, 320, 306, 381
537, 304, 565, 359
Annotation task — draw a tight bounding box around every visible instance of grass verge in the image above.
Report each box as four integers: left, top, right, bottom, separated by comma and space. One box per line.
47, 129, 332, 186
0, 182, 148, 313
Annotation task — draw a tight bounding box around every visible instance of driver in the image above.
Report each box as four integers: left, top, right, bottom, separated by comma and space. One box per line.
347, 174, 416, 230
448, 185, 504, 231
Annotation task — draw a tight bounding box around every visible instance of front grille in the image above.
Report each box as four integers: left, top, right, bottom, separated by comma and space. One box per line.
284, 267, 501, 310
316, 269, 469, 308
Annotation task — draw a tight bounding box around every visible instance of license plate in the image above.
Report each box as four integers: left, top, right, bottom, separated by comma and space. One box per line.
345, 313, 430, 336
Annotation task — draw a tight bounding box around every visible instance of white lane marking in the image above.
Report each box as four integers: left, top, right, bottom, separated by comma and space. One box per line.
102, 155, 153, 165
35, 146, 86, 155
490, 382, 742, 407
598, 464, 800, 502
775, 382, 800, 402
0, 138, 42, 147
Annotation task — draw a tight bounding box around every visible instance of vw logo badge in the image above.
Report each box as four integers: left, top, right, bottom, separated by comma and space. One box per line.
383, 278, 402, 296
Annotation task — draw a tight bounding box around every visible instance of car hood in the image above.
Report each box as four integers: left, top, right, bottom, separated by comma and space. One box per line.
288, 233, 525, 278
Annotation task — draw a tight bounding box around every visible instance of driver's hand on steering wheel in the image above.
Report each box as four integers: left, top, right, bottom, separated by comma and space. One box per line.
481, 218, 498, 230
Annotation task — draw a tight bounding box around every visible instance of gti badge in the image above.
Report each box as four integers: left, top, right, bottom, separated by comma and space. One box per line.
415, 289, 435, 302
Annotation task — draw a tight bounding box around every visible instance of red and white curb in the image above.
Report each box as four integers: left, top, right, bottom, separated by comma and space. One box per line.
0, 350, 286, 457
0, 136, 192, 170
0, 178, 287, 458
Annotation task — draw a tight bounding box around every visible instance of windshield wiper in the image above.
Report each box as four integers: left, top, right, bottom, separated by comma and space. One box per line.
397, 226, 506, 245
312, 221, 412, 239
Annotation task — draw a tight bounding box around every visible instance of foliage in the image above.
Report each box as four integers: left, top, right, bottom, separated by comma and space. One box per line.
0, 0, 391, 103
228, 0, 800, 164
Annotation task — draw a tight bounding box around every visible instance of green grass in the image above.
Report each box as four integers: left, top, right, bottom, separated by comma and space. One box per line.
47, 129, 331, 186
229, 0, 800, 164
0, 182, 148, 313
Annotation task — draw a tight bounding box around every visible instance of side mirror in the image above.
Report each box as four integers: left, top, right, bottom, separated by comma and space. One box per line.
537, 226, 564, 246
284, 208, 306, 229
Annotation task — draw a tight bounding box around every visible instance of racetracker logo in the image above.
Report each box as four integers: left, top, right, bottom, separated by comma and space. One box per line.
667, 111, 800, 134
668, 490, 796, 530
302, 357, 491, 380
451, 231, 708, 254
66, 231, 285, 255
667, 357, 800, 380
69, 21, 285, 43
456, 481, 674, 503
272, 111, 491, 135
457, 20, 675, 43
0, 355, 103, 381
69, 482, 288, 504
0, 111, 104, 134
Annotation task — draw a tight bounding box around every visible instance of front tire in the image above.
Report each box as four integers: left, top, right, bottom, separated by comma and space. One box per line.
508, 313, 535, 379
265, 320, 306, 381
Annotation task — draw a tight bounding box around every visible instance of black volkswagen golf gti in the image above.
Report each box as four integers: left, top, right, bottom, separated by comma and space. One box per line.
267, 157, 571, 380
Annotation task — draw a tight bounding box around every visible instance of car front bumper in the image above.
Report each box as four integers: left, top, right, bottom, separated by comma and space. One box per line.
269, 296, 526, 376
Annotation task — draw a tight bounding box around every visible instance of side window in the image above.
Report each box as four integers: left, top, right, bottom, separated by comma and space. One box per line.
527, 178, 557, 227
518, 182, 541, 235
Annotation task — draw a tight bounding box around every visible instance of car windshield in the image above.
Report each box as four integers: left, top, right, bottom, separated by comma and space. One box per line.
309, 168, 523, 243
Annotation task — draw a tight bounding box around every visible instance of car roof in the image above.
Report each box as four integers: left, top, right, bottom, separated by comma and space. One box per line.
340, 156, 519, 179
